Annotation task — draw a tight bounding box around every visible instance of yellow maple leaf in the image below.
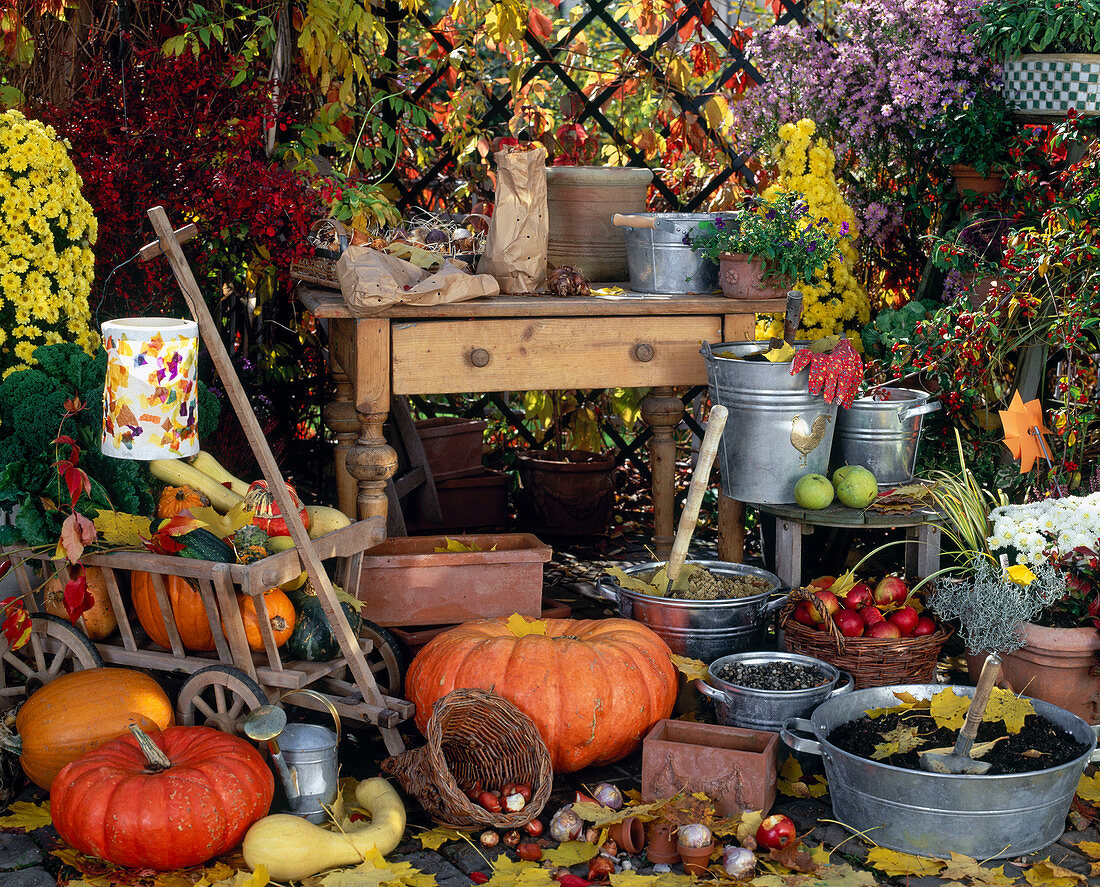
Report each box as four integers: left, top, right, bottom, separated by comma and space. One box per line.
572, 799, 667, 828
321, 849, 436, 887
930, 688, 972, 730
937, 852, 1018, 887
417, 827, 466, 851
434, 538, 485, 553
610, 873, 696, 887
1075, 841, 1100, 860
810, 863, 879, 887
670, 654, 708, 682
983, 690, 1035, 734
484, 857, 555, 887
1023, 860, 1085, 887
0, 800, 51, 830
871, 724, 927, 760
736, 810, 764, 845
542, 842, 599, 866
506, 613, 547, 637
1076, 772, 1100, 803
866, 847, 946, 877
155, 874, 194, 887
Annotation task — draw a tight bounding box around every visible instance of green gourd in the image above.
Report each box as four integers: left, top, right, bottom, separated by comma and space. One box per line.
285, 583, 362, 661
176, 527, 236, 563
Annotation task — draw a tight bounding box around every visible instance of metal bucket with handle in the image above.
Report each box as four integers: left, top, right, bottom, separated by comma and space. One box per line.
612, 213, 719, 294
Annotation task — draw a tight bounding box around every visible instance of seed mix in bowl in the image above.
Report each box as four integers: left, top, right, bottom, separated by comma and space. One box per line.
715, 660, 828, 691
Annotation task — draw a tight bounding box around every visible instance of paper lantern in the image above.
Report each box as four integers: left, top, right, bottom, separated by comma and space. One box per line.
101, 317, 200, 460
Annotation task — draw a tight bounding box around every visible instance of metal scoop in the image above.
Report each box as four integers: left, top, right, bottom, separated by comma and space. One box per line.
243, 702, 299, 797
920, 654, 1002, 775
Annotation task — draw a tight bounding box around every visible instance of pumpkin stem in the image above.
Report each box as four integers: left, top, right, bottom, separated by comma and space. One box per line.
129, 724, 172, 772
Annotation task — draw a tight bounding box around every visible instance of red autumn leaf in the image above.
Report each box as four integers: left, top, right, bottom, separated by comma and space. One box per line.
63, 566, 94, 625
53, 434, 78, 465
528, 7, 553, 41
142, 514, 205, 555
1, 598, 31, 650
58, 512, 96, 563
56, 460, 91, 509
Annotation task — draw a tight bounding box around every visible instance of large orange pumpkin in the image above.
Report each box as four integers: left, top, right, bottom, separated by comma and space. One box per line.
17, 668, 174, 790
43, 565, 118, 641
131, 571, 216, 652
225, 589, 296, 652
405, 616, 677, 772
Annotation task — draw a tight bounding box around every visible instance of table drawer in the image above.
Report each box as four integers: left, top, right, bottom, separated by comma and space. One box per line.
392, 316, 720, 394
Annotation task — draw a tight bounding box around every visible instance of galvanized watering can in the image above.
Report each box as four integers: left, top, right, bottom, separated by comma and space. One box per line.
244, 689, 342, 824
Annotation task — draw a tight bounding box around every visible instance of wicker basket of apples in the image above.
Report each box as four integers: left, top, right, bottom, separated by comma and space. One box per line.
779, 575, 952, 689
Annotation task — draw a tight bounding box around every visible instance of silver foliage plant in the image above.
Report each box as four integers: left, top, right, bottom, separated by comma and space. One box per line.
931, 559, 1065, 654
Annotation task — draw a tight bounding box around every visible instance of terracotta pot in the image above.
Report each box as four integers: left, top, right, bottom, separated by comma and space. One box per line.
676, 839, 714, 876
959, 271, 999, 308
414, 417, 488, 480
949, 163, 1005, 197
645, 820, 680, 864
995, 624, 1100, 724
717, 253, 791, 300
405, 469, 511, 533
609, 816, 646, 855
514, 449, 615, 537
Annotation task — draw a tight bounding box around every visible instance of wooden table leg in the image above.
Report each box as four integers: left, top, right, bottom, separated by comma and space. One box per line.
910, 522, 941, 579
641, 387, 684, 559
323, 365, 359, 520
717, 493, 745, 563
774, 517, 804, 587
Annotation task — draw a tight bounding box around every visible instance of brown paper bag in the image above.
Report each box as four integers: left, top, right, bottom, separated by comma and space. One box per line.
337, 247, 499, 317
479, 145, 548, 293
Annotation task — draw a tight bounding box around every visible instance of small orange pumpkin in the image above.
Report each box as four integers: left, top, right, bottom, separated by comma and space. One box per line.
156, 485, 206, 520
225, 589, 296, 652
43, 566, 118, 641
131, 572, 216, 652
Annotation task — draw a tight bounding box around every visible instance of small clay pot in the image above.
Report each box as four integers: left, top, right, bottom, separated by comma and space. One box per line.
677, 839, 715, 876
645, 821, 680, 864
609, 816, 646, 855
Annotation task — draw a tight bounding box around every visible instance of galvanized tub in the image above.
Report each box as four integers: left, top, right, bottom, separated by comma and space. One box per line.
702, 341, 838, 505
832, 388, 940, 485
622, 213, 719, 294
594, 560, 786, 663
782, 683, 1100, 859
696, 651, 852, 732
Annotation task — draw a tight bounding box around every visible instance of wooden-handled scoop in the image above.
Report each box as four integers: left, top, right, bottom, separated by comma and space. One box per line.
656, 405, 728, 593
920, 654, 1001, 775
612, 213, 657, 229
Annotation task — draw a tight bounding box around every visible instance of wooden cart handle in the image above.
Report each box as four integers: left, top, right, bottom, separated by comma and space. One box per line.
612, 213, 656, 229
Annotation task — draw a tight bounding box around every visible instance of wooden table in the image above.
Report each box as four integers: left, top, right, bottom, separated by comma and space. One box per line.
759, 501, 942, 587
298, 286, 786, 558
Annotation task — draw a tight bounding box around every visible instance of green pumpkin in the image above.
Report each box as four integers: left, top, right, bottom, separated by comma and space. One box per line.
286, 583, 363, 661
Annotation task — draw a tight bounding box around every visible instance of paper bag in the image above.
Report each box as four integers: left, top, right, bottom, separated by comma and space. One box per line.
479, 145, 548, 293
337, 247, 499, 317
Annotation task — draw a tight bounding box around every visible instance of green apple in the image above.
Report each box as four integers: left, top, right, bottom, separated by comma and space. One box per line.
835, 465, 878, 508
794, 473, 835, 510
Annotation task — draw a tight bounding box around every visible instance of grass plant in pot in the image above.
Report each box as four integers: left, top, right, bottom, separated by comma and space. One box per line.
687, 191, 846, 300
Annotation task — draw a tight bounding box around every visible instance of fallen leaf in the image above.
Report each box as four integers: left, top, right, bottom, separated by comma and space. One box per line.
865, 691, 926, 719
572, 799, 667, 828
0, 800, 52, 830
921, 737, 1007, 760
1074, 841, 1100, 860
321, 849, 437, 887
871, 723, 927, 760
810, 846, 831, 866
735, 810, 764, 846
983, 690, 1035, 734
541, 842, 598, 866
624, 789, 644, 804
865, 847, 946, 877
1076, 773, 1100, 804
154, 875, 194, 887
1090, 862, 1100, 879
609, 872, 695, 887
930, 688, 972, 730
434, 538, 485, 553
808, 863, 879, 887
483, 857, 555, 887
767, 844, 817, 873
506, 613, 547, 637
937, 852, 1018, 886
670, 654, 708, 682
417, 827, 466, 850
1022, 859, 1085, 887
603, 566, 661, 596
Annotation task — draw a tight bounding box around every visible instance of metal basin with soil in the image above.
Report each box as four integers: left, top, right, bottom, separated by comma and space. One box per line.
781, 683, 1100, 859
595, 561, 785, 662
696, 651, 852, 732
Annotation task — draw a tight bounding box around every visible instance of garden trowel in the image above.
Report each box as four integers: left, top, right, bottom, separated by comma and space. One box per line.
919, 653, 1002, 775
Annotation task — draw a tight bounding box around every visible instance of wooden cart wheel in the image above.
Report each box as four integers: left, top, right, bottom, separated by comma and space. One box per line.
176, 664, 270, 734
0, 614, 103, 706
359, 618, 406, 697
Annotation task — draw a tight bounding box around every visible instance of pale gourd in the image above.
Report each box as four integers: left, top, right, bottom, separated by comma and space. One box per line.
189, 450, 251, 496
304, 505, 353, 538
242, 777, 406, 881
148, 459, 244, 513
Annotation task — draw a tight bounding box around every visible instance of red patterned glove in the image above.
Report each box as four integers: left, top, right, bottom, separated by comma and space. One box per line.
790, 337, 864, 409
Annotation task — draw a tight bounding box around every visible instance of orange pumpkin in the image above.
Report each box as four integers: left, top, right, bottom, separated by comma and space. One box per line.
131, 571, 216, 652
405, 617, 678, 772
43, 566, 118, 641
226, 589, 296, 652
17, 667, 174, 790
156, 484, 206, 519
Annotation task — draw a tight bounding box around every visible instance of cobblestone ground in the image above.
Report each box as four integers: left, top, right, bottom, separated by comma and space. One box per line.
1, 539, 1098, 885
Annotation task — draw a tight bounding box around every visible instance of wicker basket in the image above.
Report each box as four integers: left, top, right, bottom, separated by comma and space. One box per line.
382, 688, 553, 829
780, 590, 952, 689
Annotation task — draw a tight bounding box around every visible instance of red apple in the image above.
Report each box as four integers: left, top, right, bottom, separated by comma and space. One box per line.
808, 575, 836, 591
860, 606, 885, 627
832, 609, 865, 637
843, 582, 874, 610
792, 600, 817, 626
867, 621, 902, 639
912, 616, 938, 636
810, 590, 840, 623
874, 575, 909, 607
888, 605, 920, 636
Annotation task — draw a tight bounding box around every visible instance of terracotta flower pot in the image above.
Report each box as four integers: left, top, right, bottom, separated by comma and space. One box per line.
983, 624, 1100, 724
645, 820, 680, 864
949, 163, 1005, 197
717, 253, 791, 300
608, 816, 646, 854
514, 449, 615, 537
676, 838, 715, 875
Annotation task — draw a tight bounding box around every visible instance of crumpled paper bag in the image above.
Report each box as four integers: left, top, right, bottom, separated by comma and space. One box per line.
337, 246, 499, 317
479, 144, 548, 293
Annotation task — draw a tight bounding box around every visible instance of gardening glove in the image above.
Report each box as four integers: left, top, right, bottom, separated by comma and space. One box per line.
790, 336, 864, 409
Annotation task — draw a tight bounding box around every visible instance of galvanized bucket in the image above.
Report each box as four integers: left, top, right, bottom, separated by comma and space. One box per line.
621, 213, 719, 294
782, 683, 1100, 859
594, 560, 786, 663
696, 651, 852, 732
832, 388, 940, 485
702, 341, 838, 505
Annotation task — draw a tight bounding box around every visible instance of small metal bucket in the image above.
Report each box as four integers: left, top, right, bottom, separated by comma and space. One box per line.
782, 683, 1100, 859
622, 213, 719, 294
279, 722, 340, 823
702, 341, 838, 505
832, 388, 940, 485
594, 560, 786, 663
696, 651, 852, 732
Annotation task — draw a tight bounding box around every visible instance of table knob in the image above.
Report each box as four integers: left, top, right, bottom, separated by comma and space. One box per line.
633, 343, 654, 362
470, 348, 491, 367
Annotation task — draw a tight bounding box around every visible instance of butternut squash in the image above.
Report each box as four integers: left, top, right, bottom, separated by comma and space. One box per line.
242, 777, 406, 881
148, 459, 244, 513
189, 450, 251, 497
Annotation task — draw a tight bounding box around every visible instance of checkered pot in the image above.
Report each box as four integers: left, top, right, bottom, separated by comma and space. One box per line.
1004, 53, 1100, 116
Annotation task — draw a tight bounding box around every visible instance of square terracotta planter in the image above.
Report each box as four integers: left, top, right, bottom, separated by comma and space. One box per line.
415, 417, 488, 480
641, 719, 778, 816
355, 533, 550, 627
405, 469, 511, 533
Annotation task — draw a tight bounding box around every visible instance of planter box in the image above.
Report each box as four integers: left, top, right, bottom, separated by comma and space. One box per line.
390, 597, 572, 656
415, 417, 488, 480
1004, 54, 1100, 116
641, 719, 778, 816
406, 469, 511, 533
356, 533, 551, 627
